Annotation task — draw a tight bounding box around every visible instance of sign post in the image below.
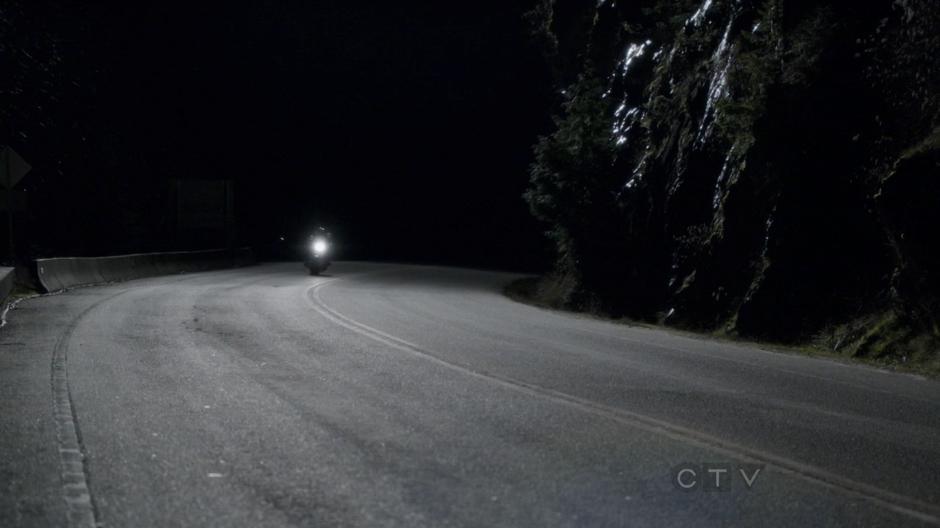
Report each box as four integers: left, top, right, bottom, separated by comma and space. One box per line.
0, 146, 31, 265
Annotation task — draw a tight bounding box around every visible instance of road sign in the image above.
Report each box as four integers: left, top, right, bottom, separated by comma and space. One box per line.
1, 146, 31, 189
1, 146, 29, 264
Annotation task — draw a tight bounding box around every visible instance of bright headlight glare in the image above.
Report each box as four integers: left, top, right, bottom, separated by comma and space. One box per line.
312, 239, 328, 254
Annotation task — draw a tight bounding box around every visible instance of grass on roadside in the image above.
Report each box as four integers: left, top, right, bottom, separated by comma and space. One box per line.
504, 276, 940, 379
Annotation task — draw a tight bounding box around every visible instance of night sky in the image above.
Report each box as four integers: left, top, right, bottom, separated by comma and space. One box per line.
73, 1, 554, 269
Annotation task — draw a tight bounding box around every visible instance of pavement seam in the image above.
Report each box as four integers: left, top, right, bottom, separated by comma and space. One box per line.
42, 272, 245, 527
306, 279, 940, 526
0, 266, 283, 527
50, 289, 133, 528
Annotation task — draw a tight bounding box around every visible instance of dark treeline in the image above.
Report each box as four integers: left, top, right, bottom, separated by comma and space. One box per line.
524, 0, 939, 364
2, 1, 247, 259
2, 1, 554, 270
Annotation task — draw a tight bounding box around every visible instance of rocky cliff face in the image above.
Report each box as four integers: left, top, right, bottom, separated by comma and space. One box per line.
526, 0, 939, 360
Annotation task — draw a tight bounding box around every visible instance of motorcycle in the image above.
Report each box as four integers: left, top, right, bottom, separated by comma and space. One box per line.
304, 229, 332, 275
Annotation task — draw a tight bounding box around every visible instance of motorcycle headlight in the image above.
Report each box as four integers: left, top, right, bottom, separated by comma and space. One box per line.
312, 238, 328, 255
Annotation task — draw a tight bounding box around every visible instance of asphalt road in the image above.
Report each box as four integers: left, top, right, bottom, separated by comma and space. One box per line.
2, 262, 940, 527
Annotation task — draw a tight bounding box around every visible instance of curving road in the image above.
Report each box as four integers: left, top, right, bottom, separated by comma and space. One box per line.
2, 262, 940, 527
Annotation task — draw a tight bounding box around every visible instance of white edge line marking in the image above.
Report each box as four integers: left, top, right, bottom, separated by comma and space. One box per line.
1, 291, 57, 328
